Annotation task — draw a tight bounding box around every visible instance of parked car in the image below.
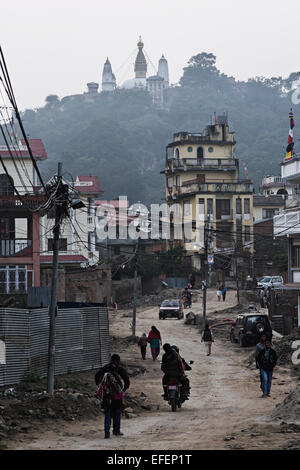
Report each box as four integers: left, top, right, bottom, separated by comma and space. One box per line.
257, 276, 284, 290
230, 313, 272, 347
159, 300, 183, 320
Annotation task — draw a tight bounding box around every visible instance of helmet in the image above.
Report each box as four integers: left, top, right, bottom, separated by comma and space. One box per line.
171, 345, 179, 353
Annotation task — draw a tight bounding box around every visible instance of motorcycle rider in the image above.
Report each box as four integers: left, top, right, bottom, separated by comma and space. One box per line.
182, 287, 192, 308
161, 343, 185, 400
171, 345, 192, 401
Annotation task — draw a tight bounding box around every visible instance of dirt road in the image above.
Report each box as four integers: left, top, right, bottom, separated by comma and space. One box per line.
7, 290, 298, 450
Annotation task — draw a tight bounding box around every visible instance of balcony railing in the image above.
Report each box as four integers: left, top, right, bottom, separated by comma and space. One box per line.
274, 211, 300, 237
166, 158, 237, 171
0, 239, 32, 256
177, 181, 253, 196
0, 194, 46, 210
216, 209, 234, 221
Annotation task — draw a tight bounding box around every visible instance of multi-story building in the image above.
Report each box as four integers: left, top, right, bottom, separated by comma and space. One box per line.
253, 194, 285, 222
272, 152, 300, 330
274, 153, 300, 284
40, 175, 103, 269
161, 114, 254, 278
260, 175, 293, 196
0, 139, 47, 294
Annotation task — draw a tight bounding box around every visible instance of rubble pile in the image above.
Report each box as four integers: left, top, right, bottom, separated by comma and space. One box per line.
120, 288, 200, 309
246, 327, 300, 376
0, 365, 149, 445
272, 327, 300, 368
271, 387, 300, 425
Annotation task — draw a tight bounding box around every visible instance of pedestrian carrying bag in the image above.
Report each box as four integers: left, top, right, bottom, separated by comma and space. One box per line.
96, 371, 124, 401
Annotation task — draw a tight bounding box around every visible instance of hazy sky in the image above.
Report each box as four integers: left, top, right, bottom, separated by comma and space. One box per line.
1, 0, 300, 110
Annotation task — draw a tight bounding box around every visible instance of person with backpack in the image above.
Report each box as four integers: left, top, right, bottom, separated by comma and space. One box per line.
257, 339, 277, 398
95, 354, 130, 439
201, 322, 214, 356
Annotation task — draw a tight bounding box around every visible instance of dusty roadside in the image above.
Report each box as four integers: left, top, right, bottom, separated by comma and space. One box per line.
2, 289, 299, 450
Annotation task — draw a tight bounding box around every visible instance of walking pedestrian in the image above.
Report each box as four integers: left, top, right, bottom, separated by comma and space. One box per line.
217, 287, 222, 302
257, 339, 277, 398
221, 285, 227, 301
255, 334, 267, 393
147, 325, 162, 361
138, 333, 148, 360
260, 288, 266, 308
95, 354, 130, 439
201, 322, 214, 356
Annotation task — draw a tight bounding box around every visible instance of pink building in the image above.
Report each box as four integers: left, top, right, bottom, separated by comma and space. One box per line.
0, 139, 47, 294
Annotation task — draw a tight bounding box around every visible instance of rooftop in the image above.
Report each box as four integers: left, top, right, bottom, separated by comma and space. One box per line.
0, 139, 48, 160
75, 176, 104, 194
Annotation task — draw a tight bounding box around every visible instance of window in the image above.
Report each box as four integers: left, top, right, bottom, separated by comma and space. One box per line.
198, 198, 205, 221
0, 174, 14, 196
244, 198, 250, 214
292, 245, 300, 268
236, 198, 242, 215
262, 208, 279, 219
216, 199, 230, 219
187, 146, 193, 153
197, 147, 204, 161
244, 226, 251, 244
0, 265, 27, 294
184, 202, 191, 216
208, 147, 214, 153
207, 199, 213, 219
48, 238, 68, 251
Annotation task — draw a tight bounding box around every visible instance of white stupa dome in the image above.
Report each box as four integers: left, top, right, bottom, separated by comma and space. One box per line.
121, 77, 147, 89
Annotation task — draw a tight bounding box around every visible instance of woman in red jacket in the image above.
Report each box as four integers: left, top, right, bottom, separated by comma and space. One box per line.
147, 326, 162, 361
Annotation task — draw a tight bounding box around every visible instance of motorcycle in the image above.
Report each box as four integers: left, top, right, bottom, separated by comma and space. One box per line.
165, 361, 193, 412
166, 378, 182, 412
182, 295, 192, 308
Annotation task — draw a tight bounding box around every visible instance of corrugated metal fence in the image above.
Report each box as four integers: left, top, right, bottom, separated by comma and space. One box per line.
0, 306, 110, 386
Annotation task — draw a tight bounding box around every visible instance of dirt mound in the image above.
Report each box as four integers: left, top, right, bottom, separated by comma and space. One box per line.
120, 288, 200, 309
271, 387, 300, 424
272, 327, 300, 366
0, 364, 148, 446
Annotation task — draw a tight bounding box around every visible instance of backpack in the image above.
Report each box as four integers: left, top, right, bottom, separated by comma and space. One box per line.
96, 371, 124, 402
203, 329, 212, 342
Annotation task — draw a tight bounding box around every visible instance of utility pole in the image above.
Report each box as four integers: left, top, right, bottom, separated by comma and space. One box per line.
47, 162, 63, 396
202, 215, 211, 328
132, 237, 139, 337
235, 245, 240, 305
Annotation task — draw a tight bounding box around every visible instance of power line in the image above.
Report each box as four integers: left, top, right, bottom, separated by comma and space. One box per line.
0, 46, 47, 194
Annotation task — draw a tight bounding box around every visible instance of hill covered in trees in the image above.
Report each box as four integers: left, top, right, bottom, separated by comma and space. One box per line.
20, 52, 300, 205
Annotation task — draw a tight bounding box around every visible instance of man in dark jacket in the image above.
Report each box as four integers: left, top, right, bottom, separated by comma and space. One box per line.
255, 334, 267, 392
257, 340, 277, 398
161, 343, 184, 399
95, 354, 130, 438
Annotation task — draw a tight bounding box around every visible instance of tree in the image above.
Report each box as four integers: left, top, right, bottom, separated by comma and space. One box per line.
45, 95, 60, 106
180, 52, 220, 87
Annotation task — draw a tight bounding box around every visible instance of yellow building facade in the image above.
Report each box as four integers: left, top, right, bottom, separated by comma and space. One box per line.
162, 114, 254, 273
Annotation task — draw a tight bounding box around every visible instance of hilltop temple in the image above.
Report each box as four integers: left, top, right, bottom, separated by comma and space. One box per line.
85, 37, 169, 107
